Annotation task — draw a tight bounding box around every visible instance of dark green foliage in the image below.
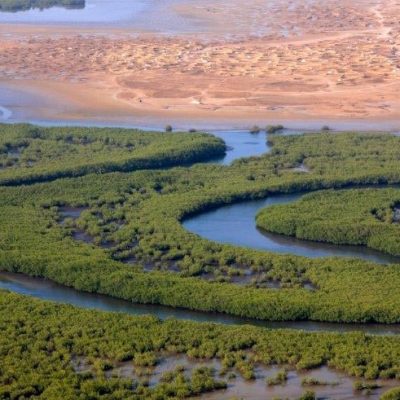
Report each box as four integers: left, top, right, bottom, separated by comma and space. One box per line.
298, 391, 316, 400
3, 128, 400, 397
0, 123, 225, 185
256, 188, 400, 256
266, 369, 288, 386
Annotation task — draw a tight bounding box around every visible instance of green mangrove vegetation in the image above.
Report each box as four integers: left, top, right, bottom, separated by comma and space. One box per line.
0, 123, 225, 185
382, 388, 400, 400
256, 188, 400, 256
3, 125, 400, 397
2, 130, 400, 323
1, 290, 400, 399
0, 0, 84, 12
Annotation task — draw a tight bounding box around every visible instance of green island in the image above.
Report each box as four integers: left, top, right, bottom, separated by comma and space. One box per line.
256, 188, 400, 256
0, 0, 84, 12
0, 124, 225, 185
3, 125, 400, 398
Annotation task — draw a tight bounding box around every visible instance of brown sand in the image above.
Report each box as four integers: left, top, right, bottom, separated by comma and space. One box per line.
0, 0, 399, 128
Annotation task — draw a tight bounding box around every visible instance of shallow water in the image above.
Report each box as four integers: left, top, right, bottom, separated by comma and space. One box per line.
207, 129, 304, 165
201, 365, 398, 400
91, 353, 400, 399
0, 0, 236, 36
0, 105, 12, 120
1, 271, 400, 335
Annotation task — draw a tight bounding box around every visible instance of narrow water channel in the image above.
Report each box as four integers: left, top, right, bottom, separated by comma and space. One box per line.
1, 271, 400, 335
183, 193, 400, 265
207, 129, 303, 165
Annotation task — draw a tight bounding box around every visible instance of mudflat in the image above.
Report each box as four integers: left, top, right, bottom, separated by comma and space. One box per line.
0, 0, 399, 127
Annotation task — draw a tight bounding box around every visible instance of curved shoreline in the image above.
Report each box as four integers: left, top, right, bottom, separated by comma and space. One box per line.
183, 190, 400, 265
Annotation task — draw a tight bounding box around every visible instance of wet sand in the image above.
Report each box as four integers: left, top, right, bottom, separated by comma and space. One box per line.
1, 0, 400, 129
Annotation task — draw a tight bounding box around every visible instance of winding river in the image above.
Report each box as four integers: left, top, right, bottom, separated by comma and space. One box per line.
1, 128, 400, 335
183, 192, 400, 265
2, 270, 400, 336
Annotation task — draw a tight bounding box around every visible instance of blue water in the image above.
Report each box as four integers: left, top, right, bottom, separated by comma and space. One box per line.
183, 192, 400, 264
207, 129, 304, 165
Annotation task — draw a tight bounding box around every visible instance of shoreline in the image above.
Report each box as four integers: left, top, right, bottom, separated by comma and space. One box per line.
1, 80, 400, 132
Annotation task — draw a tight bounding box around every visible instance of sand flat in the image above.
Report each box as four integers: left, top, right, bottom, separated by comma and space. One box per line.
0, 0, 399, 127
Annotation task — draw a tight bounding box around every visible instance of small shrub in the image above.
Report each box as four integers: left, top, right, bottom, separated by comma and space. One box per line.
301, 377, 338, 386
266, 124, 284, 134
353, 381, 381, 392
250, 125, 261, 134
134, 352, 157, 367
381, 387, 400, 400
266, 369, 288, 386
298, 390, 316, 400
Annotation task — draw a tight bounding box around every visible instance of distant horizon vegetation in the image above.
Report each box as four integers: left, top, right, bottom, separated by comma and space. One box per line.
0, 0, 84, 12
